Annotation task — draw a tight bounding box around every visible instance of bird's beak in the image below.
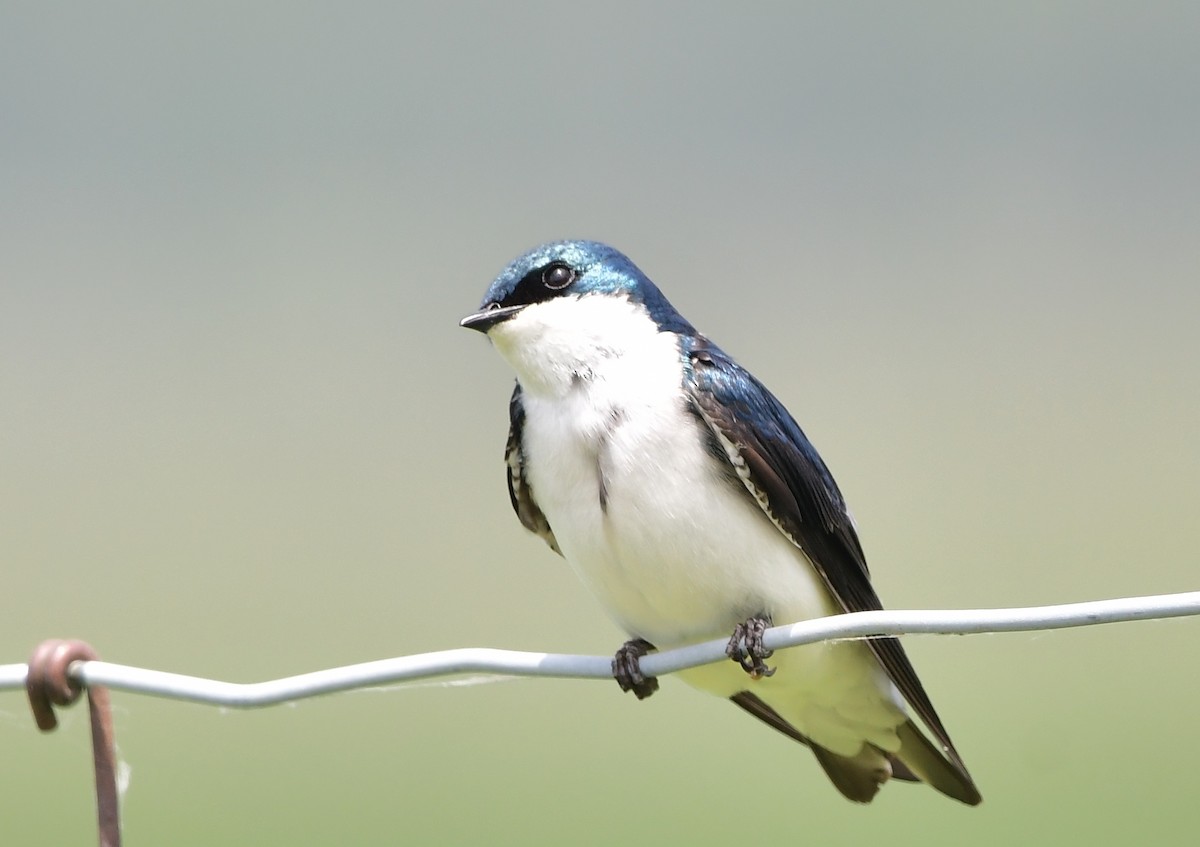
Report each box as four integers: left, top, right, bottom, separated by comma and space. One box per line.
459, 304, 526, 333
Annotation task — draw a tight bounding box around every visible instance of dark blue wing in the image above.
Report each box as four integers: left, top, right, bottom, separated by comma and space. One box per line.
683, 336, 973, 783
506, 383, 560, 555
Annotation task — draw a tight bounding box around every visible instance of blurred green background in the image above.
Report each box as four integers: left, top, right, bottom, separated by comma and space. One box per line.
3, 3, 1198, 844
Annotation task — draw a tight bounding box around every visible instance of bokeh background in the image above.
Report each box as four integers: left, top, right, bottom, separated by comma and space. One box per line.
3, 3, 1198, 844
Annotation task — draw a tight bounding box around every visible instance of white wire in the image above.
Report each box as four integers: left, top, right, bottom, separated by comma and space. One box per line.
1, 591, 1197, 708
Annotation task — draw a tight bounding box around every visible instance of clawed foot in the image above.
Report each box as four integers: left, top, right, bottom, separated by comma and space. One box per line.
612, 638, 659, 700
726, 615, 776, 680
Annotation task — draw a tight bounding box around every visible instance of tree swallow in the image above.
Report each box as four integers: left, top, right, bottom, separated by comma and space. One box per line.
460, 240, 981, 805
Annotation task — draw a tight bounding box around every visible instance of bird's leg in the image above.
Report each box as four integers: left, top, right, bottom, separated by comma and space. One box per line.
726, 615, 776, 680
612, 638, 659, 700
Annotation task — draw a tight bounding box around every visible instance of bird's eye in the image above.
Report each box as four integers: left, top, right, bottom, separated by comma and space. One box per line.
542, 262, 575, 290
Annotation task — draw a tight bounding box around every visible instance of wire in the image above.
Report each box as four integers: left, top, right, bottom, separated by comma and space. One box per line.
2, 591, 1198, 708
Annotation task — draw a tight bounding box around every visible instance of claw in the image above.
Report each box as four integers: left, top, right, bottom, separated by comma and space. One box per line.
612, 638, 659, 700
726, 615, 776, 680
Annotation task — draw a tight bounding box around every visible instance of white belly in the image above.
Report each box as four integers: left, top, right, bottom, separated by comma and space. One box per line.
519, 373, 907, 755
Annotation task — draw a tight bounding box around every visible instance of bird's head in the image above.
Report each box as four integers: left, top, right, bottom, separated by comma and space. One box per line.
461, 240, 694, 395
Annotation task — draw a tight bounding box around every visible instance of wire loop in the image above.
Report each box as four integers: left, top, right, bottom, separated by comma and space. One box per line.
26, 640, 121, 847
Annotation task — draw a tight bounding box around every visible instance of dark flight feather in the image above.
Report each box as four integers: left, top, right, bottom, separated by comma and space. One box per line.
685, 337, 980, 805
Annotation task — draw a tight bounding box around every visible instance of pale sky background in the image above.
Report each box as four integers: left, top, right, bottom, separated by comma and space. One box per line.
3, 4, 1199, 845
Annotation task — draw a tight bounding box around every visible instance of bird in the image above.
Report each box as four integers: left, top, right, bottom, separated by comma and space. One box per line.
459, 240, 981, 805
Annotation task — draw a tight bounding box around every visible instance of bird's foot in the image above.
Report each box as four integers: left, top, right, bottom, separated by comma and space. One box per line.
726, 615, 776, 680
612, 638, 659, 700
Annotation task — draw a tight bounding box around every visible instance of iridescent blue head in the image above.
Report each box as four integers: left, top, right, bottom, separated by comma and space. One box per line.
460, 240, 695, 336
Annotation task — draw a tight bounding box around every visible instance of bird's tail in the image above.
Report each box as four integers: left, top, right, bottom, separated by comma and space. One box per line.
808, 742, 894, 803
731, 692, 981, 804
807, 723, 980, 805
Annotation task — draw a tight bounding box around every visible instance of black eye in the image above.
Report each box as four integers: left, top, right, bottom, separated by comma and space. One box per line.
542, 262, 575, 290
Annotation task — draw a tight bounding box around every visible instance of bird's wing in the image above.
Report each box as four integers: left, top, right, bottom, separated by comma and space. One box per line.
683, 337, 975, 787
505, 382, 561, 555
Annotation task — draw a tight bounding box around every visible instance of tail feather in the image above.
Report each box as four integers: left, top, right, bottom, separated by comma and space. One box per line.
730, 692, 982, 805
810, 743, 892, 804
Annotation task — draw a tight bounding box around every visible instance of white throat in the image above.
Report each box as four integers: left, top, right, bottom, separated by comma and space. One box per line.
486, 294, 679, 399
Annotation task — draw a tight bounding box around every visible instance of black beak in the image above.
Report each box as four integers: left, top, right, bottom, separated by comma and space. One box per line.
459, 304, 526, 333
